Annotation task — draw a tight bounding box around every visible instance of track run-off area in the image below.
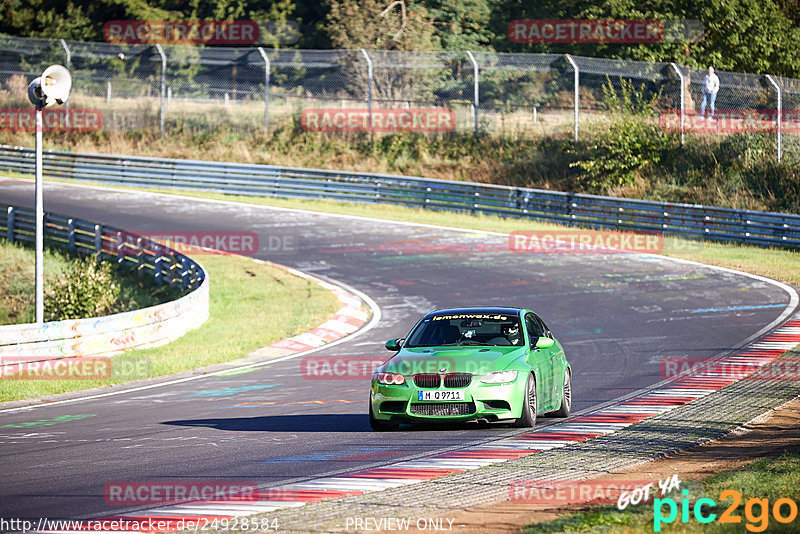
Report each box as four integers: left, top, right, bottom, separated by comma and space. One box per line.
1, 177, 798, 530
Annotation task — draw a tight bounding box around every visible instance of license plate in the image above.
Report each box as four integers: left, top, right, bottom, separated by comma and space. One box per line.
418, 390, 465, 401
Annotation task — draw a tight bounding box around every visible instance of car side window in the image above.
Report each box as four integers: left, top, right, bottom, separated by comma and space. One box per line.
534, 315, 552, 339
525, 314, 543, 345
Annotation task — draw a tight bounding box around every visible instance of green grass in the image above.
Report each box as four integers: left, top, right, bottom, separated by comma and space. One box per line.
524, 448, 800, 533
0, 240, 73, 324
0, 239, 182, 325
9, 171, 795, 287
0, 253, 341, 402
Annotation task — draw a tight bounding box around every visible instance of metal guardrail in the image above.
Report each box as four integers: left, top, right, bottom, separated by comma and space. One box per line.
2, 203, 205, 289
1, 144, 798, 249
0, 203, 209, 359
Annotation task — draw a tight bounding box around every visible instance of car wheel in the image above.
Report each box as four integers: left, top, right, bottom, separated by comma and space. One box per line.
552, 368, 572, 418
369, 401, 398, 431
513, 373, 537, 427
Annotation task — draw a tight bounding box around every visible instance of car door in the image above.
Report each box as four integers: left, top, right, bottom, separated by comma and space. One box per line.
535, 314, 562, 407
525, 313, 553, 411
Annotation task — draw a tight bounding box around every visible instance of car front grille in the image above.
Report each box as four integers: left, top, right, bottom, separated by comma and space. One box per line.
410, 402, 476, 417
413, 373, 440, 388
443, 373, 472, 388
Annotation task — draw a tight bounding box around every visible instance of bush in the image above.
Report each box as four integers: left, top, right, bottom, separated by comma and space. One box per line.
568, 120, 673, 192
44, 257, 120, 321
566, 79, 674, 193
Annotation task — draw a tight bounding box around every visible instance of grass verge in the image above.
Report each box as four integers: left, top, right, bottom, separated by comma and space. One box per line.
6, 171, 797, 287
524, 447, 800, 533
0, 253, 341, 402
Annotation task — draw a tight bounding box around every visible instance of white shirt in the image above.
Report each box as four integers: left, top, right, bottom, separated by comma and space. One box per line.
703, 73, 720, 94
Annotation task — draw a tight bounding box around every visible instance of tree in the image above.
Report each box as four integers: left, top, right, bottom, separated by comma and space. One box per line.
492, 0, 800, 77
425, 0, 495, 50
326, 0, 439, 50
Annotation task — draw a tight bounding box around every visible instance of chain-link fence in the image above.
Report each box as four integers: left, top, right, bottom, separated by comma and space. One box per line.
0, 34, 796, 161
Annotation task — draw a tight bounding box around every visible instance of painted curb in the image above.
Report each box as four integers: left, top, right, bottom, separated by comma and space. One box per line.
246, 261, 371, 360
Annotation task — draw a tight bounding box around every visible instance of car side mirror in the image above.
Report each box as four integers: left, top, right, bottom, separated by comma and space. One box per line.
385, 338, 403, 351
534, 337, 555, 349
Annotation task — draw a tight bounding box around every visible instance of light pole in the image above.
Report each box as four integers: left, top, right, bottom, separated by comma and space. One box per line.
27, 64, 72, 324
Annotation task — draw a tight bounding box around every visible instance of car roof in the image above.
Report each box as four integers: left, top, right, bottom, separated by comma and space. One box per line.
425, 307, 525, 317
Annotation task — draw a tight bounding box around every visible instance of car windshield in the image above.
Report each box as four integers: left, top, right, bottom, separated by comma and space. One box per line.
405, 312, 523, 347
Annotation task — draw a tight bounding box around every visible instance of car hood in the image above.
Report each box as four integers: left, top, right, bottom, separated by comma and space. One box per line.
378, 345, 527, 376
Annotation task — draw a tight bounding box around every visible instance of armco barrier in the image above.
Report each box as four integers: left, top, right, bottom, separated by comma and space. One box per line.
0, 204, 208, 363
1, 144, 799, 249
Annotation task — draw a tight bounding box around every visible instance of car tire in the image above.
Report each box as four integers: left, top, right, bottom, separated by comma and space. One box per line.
513, 373, 537, 427
369, 401, 398, 431
552, 368, 572, 418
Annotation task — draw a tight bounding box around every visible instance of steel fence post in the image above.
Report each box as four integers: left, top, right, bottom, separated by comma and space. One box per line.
155, 44, 166, 137
67, 218, 76, 252
360, 49, 373, 130
466, 51, 479, 136
6, 206, 14, 241
154, 253, 163, 283
136, 236, 145, 276
94, 224, 103, 255
565, 54, 579, 143
669, 63, 685, 147
765, 75, 782, 163
258, 47, 270, 128
115, 231, 125, 263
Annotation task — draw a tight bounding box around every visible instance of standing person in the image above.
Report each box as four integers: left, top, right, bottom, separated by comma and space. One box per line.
700, 66, 720, 117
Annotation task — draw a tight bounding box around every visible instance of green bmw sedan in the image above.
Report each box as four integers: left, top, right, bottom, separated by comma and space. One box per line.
369, 307, 572, 430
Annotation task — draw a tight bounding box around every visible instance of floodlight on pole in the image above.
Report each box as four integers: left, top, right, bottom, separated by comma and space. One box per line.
27, 64, 72, 324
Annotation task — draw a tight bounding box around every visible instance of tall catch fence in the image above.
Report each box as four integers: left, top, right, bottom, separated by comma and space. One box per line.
0, 34, 796, 161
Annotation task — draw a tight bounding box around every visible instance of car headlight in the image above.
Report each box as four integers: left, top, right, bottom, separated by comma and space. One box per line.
480, 370, 518, 384
375, 372, 405, 385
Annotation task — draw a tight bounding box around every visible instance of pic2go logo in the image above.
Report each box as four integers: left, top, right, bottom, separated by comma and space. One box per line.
654, 489, 799, 532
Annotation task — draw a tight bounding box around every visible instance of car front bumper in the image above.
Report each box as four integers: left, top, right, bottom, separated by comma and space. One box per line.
369, 375, 526, 423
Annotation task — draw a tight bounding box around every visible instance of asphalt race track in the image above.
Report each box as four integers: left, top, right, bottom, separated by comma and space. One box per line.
0, 178, 796, 523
